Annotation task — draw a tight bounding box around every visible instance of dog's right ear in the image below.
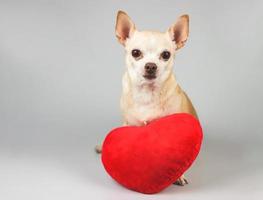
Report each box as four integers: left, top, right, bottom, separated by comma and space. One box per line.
115, 11, 136, 45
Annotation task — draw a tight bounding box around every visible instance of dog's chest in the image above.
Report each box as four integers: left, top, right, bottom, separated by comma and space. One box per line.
125, 89, 166, 126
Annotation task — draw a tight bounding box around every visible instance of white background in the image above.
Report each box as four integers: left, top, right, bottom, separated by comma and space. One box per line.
0, 0, 263, 199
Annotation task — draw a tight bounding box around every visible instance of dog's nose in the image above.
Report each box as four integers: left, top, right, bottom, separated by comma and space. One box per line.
145, 62, 157, 74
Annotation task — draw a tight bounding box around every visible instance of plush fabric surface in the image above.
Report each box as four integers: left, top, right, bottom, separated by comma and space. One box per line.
101, 113, 203, 194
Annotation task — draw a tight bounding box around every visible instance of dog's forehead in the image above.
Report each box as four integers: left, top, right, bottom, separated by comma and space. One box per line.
126, 31, 173, 52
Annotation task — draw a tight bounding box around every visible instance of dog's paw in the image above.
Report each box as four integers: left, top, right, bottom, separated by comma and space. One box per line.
173, 175, 188, 186
95, 145, 102, 154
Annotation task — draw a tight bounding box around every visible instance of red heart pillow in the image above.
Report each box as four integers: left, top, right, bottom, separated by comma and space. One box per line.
101, 113, 203, 194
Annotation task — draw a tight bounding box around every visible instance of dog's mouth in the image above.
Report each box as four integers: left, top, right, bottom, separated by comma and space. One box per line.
143, 74, 157, 80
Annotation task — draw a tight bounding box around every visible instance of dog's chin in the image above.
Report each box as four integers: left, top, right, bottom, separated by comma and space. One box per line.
143, 74, 157, 81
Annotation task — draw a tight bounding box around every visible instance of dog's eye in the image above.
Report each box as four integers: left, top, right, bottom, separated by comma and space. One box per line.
131, 49, 142, 58
160, 51, 171, 60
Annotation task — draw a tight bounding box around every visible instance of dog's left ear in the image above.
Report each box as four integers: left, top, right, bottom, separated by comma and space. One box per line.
168, 15, 189, 50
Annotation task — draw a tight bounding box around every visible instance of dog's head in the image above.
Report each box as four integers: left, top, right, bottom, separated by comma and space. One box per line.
115, 11, 189, 86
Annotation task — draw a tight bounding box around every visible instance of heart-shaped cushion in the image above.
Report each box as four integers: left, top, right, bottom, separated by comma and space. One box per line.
101, 113, 203, 194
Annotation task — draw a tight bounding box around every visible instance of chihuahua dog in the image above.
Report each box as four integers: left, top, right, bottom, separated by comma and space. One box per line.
96, 11, 198, 186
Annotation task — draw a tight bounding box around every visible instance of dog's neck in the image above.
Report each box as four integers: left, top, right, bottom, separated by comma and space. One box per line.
125, 73, 178, 105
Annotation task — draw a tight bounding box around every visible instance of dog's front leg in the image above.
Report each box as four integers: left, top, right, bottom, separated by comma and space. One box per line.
95, 121, 129, 154
95, 144, 102, 154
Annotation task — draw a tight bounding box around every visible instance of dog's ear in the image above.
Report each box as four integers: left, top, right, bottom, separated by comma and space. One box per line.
168, 15, 189, 50
115, 11, 136, 45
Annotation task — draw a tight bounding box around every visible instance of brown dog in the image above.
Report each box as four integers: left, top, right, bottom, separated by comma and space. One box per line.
96, 11, 198, 186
